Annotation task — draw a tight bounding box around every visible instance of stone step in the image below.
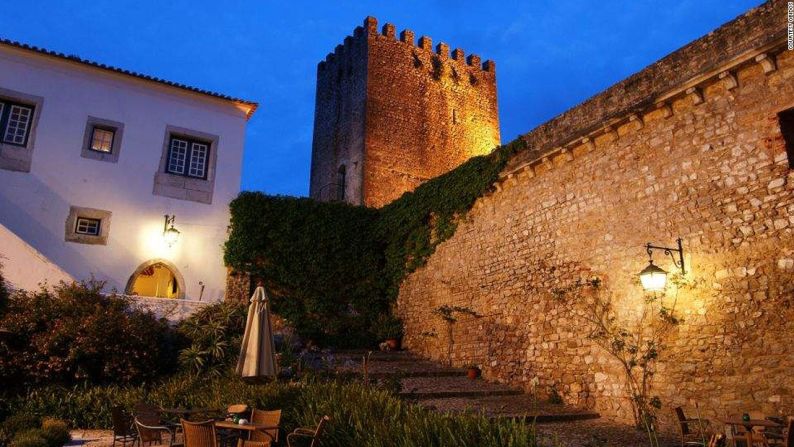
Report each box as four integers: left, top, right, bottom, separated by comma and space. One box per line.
336, 358, 467, 378
332, 350, 418, 362
412, 394, 600, 423
398, 376, 523, 399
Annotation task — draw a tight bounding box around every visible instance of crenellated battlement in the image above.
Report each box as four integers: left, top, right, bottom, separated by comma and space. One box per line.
318, 16, 495, 74
311, 15, 500, 208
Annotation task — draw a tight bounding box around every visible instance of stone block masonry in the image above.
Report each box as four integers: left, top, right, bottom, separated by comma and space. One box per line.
397, 0, 794, 428
309, 17, 500, 208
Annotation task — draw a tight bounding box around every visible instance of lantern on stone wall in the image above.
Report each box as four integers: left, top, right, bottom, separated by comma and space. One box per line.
639, 238, 685, 291
163, 214, 181, 247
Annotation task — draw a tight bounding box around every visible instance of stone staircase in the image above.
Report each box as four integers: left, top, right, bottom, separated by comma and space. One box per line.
332, 350, 599, 422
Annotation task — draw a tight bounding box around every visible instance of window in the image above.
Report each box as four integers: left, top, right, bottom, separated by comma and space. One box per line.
89, 127, 114, 153
65, 206, 111, 245
81, 117, 124, 163
0, 100, 34, 146
74, 217, 101, 236
167, 136, 209, 179
154, 126, 218, 204
337, 165, 346, 201
779, 108, 794, 169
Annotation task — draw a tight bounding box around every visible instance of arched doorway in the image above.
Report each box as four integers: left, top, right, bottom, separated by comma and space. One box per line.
125, 259, 185, 299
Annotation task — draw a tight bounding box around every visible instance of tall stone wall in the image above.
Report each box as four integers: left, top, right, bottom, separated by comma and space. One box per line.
397, 1, 794, 427
309, 17, 500, 208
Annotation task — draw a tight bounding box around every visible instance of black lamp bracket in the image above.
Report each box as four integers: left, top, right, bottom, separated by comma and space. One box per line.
645, 238, 685, 274
164, 214, 176, 232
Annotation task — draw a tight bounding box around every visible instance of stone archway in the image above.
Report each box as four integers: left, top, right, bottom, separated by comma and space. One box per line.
125, 258, 186, 299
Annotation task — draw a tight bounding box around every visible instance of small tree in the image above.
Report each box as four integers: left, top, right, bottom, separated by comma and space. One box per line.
432, 305, 480, 367
553, 276, 690, 446
0, 261, 8, 316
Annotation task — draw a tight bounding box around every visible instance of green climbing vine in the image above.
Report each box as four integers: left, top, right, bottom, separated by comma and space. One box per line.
224, 138, 526, 346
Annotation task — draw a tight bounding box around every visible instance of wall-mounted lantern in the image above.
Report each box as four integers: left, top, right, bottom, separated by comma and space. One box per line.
639, 238, 685, 292
163, 214, 181, 247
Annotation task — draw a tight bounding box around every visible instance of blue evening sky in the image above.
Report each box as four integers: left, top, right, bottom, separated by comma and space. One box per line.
0, 1, 763, 196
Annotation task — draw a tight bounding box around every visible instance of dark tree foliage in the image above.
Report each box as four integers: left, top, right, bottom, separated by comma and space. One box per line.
225, 195, 386, 346
224, 139, 526, 346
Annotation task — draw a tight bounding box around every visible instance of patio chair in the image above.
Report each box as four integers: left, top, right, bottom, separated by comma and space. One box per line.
783, 417, 793, 447
111, 406, 137, 447
286, 416, 329, 447
181, 420, 218, 447
760, 415, 785, 445
674, 406, 711, 447
708, 434, 726, 447
249, 409, 280, 444
134, 417, 183, 447
237, 440, 270, 447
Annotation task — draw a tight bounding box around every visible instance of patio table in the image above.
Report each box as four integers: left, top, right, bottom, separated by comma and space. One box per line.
160, 407, 221, 420
214, 421, 279, 442
720, 418, 780, 446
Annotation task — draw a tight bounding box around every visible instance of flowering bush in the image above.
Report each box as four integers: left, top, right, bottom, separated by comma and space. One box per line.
0, 281, 177, 388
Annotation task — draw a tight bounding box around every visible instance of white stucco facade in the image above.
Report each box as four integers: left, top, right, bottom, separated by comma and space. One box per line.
0, 42, 256, 302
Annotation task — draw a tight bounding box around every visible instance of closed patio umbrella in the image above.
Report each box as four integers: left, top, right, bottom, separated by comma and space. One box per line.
236, 285, 277, 381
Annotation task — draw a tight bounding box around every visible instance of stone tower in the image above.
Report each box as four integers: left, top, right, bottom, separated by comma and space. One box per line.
309, 17, 501, 208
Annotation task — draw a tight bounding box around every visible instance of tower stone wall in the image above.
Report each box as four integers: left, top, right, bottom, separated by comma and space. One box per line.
309, 17, 500, 208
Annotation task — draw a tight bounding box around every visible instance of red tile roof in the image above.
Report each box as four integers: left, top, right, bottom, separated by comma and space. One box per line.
0, 38, 258, 118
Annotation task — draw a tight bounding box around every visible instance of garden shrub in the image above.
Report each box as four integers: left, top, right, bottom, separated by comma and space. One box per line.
40, 419, 70, 447
176, 301, 247, 375
0, 414, 40, 446
224, 139, 526, 347
0, 262, 9, 317
9, 429, 47, 447
0, 281, 176, 388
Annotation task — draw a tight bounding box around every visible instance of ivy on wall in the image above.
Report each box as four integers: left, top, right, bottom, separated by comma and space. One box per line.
224, 139, 526, 346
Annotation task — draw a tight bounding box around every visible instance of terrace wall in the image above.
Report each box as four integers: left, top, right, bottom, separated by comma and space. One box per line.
397, 1, 794, 426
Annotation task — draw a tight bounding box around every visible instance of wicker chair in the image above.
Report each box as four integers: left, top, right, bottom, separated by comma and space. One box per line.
286, 416, 329, 447
134, 417, 183, 447
249, 409, 281, 444
707, 434, 727, 447
181, 420, 217, 447
237, 440, 270, 447
674, 407, 710, 447
111, 406, 137, 447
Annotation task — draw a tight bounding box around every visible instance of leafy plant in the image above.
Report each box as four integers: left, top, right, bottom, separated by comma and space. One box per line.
176, 301, 247, 376
0, 281, 176, 388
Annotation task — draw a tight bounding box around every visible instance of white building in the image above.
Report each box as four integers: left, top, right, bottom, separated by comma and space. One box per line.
0, 38, 257, 307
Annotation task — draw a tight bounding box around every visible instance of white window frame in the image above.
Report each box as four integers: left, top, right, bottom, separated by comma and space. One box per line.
166, 136, 210, 179
75, 217, 102, 236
